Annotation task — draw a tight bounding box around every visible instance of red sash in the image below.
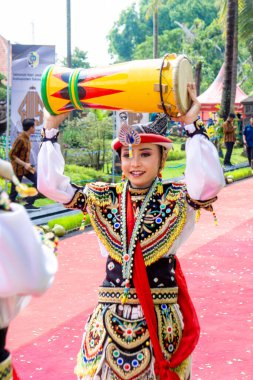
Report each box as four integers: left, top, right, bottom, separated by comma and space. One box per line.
126, 190, 200, 380
13, 366, 20, 380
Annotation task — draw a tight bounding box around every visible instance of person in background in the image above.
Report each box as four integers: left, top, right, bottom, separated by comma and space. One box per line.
236, 113, 243, 146
0, 118, 58, 379
243, 116, 253, 168
9, 118, 39, 210
222, 113, 237, 166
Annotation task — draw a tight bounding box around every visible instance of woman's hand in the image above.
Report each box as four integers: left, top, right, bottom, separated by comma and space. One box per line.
187, 82, 199, 104
43, 108, 69, 130
171, 82, 201, 125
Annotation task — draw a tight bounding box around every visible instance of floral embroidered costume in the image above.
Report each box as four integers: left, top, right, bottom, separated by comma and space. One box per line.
38, 114, 225, 380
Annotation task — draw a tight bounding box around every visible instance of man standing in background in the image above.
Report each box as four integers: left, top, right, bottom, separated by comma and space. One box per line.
243, 117, 253, 168
9, 118, 39, 210
223, 113, 237, 166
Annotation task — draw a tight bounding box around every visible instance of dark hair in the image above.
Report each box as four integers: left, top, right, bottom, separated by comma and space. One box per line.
228, 113, 236, 119
22, 118, 35, 131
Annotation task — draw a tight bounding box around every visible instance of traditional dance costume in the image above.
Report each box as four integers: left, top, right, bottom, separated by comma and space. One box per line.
0, 186, 58, 380
38, 116, 225, 380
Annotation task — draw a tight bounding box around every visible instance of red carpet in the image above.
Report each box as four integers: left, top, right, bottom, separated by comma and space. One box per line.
7, 178, 253, 379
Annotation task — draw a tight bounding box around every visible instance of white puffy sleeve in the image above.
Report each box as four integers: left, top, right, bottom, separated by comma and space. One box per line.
0, 203, 58, 327
184, 131, 225, 201
37, 129, 75, 203
0, 203, 57, 297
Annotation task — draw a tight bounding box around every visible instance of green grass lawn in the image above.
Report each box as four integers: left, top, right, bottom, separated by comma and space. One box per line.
34, 197, 55, 207
163, 160, 185, 179
0, 143, 249, 211
0, 142, 250, 234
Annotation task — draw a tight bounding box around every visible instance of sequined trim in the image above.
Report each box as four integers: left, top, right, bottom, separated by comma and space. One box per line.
87, 182, 113, 207
121, 179, 159, 280
140, 183, 187, 266
88, 182, 187, 267
186, 193, 217, 211
129, 187, 149, 196
104, 308, 149, 349
105, 342, 151, 380
66, 182, 188, 268
88, 193, 122, 263
98, 286, 178, 305
155, 304, 183, 361
83, 304, 107, 360
64, 188, 87, 212
75, 301, 187, 380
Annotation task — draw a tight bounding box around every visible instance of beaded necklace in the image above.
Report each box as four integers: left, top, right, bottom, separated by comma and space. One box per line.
120, 177, 159, 303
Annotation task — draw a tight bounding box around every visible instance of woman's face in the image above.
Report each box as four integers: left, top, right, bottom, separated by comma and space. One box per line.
121, 143, 161, 188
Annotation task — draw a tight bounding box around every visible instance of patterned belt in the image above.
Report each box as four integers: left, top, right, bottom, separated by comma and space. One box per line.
98, 286, 178, 305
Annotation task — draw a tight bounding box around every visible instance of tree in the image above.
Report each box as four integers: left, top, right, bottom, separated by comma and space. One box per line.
107, 4, 146, 62
107, 0, 252, 97
62, 47, 90, 69
145, 0, 164, 58
63, 111, 113, 170
108, 0, 222, 92
220, 0, 237, 120
219, 0, 253, 112
0, 73, 7, 101
218, 0, 238, 113
239, 0, 253, 61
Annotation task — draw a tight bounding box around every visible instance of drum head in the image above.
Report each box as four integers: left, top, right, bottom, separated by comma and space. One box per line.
173, 55, 193, 115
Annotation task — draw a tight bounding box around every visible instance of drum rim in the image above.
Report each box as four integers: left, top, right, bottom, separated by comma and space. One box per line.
172, 55, 193, 115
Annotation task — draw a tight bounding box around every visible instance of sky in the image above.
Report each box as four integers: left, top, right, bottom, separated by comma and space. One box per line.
1, 0, 138, 66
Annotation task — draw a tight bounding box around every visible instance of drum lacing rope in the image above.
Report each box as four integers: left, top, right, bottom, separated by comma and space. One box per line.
159, 53, 171, 119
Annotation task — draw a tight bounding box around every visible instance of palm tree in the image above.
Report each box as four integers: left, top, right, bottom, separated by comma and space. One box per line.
239, 0, 253, 60
219, 0, 253, 117
220, 0, 237, 120
230, 1, 238, 112
145, 0, 163, 59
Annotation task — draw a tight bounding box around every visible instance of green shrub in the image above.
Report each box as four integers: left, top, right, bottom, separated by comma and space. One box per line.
64, 165, 109, 184
224, 167, 252, 181
47, 212, 91, 232
167, 149, 186, 161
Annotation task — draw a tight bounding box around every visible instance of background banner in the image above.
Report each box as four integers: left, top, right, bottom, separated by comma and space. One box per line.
11, 44, 55, 166
116, 110, 149, 132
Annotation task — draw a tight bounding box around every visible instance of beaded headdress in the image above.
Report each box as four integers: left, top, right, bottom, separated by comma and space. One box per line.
112, 113, 173, 156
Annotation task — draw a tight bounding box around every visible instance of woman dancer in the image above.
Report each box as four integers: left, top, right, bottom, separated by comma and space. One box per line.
38, 83, 224, 380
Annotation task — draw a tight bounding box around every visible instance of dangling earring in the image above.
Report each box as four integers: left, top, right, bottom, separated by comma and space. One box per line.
157, 172, 163, 195
116, 172, 126, 194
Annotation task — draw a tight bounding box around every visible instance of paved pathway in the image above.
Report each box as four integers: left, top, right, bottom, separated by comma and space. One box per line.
7, 178, 253, 379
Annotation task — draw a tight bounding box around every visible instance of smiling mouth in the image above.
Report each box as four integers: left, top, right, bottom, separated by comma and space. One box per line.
130, 171, 145, 177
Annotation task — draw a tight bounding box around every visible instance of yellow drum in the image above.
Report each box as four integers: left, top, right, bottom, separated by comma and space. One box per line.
41, 54, 193, 118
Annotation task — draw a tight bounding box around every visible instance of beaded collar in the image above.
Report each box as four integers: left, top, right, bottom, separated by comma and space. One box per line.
128, 186, 149, 196
121, 178, 159, 284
